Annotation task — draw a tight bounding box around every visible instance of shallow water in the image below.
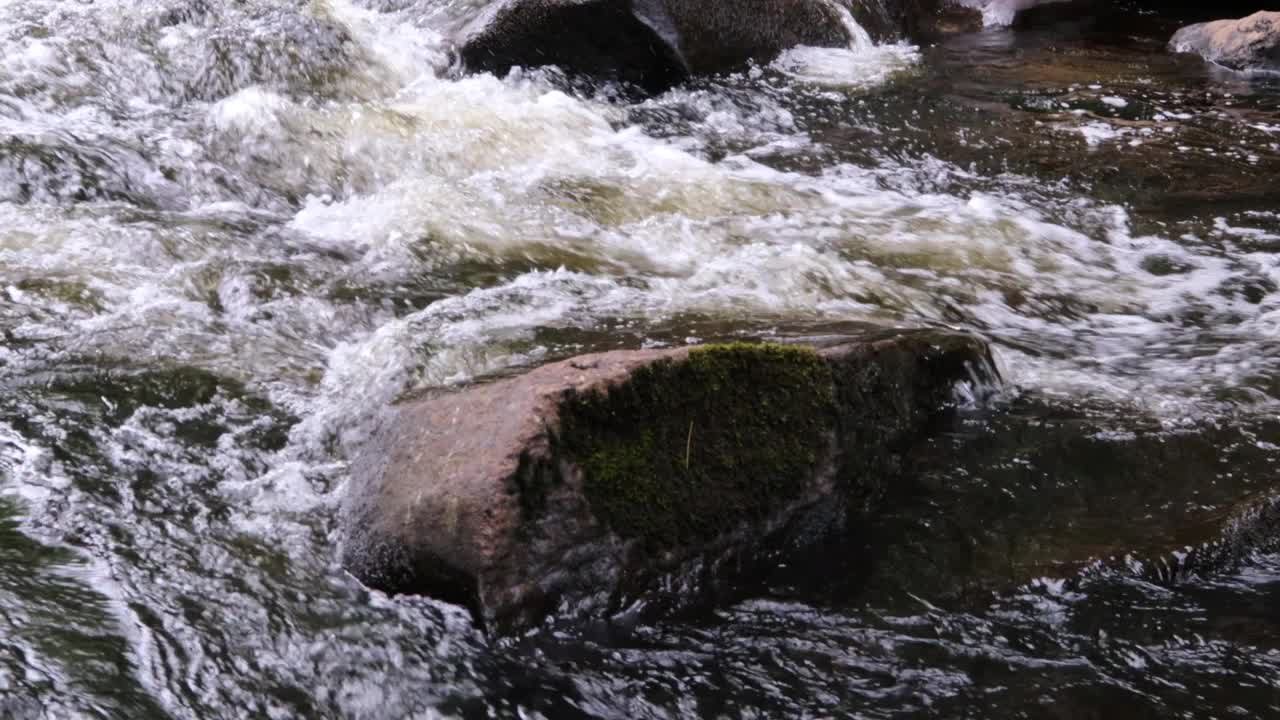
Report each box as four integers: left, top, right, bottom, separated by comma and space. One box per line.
0, 1, 1278, 717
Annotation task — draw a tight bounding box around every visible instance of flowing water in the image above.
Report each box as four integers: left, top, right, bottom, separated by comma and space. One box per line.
1, 0, 1278, 717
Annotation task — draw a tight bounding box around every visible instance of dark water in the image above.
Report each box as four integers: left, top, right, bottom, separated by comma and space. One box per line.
1, 1, 1278, 717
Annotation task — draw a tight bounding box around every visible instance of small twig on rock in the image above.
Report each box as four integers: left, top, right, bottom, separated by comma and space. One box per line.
684, 421, 694, 470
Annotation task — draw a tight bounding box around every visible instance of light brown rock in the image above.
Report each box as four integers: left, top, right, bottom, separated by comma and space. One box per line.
342, 330, 998, 632
1170, 11, 1280, 72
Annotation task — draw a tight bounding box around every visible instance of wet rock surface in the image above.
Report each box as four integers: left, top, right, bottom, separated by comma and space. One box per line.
457, 0, 875, 89
456, 0, 689, 93
787, 399, 1280, 609
906, 0, 985, 37
455, 0, 987, 90
1170, 11, 1280, 72
652, 0, 860, 73
343, 330, 997, 632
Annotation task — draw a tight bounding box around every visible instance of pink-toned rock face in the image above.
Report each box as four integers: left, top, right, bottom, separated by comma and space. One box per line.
341, 330, 998, 633
1169, 11, 1280, 72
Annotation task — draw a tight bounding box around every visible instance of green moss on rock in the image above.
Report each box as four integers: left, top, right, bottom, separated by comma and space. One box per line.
558, 343, 838, 548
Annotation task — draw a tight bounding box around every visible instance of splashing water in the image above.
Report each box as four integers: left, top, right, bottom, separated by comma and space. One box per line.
831, 0, 876, 50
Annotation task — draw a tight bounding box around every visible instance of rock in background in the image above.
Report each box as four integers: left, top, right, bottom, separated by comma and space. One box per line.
455, 0, 982, 92
456, 0, 690, 92
1170, 11, 1280, 73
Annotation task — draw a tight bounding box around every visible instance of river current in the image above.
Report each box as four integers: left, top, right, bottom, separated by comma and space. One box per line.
1, 1, 1278, 717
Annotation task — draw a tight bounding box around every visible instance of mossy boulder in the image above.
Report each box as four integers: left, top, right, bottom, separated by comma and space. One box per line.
560, 343, 837, 548
342, 330, 997, 633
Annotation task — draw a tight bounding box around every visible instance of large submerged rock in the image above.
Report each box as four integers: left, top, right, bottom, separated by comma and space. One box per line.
1169, 11, 1280, 72
342, 330, 997, 632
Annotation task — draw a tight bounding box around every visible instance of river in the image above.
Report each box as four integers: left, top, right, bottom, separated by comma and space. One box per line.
1, 0, 1278, 717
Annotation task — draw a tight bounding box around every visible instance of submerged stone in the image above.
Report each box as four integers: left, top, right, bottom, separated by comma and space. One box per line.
1169, 11, 1280, 72
341, 330, 997, 632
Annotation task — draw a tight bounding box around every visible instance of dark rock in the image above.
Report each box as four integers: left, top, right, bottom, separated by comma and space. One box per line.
457, 0, 689, 93
823, 400, 1280, 607
655, 0, 857, 74
1169, 11, 1280, 72
853, 0, 982, 41
456, 0, 987, 91
1100, 492, 1280, 588
918, 1, 984, 37
342, 330, 997, 632
1010, 0, 1106, 30
457, 0, 867, 91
